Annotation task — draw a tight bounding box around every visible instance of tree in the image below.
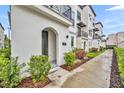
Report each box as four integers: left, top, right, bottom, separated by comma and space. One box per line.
4, 35, 10, 48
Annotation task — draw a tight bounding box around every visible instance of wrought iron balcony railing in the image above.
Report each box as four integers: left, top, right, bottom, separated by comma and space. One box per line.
45, 5, 72, 21
77, 31, 88, 38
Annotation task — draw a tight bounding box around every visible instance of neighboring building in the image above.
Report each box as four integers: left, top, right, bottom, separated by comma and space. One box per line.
116, 32, 124, 48
10, 5, 103, 76
106, 31, 124, 48
0, 23, 4, 49
106, 34, 117, 46
92, 22, 105, 49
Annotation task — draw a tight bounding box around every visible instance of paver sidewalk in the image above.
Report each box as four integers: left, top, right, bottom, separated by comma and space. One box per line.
45, 49, 113, 88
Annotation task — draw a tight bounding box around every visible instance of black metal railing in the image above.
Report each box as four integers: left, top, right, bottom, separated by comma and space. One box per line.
45, 5, 72, 21
77, 31, 88, 38
93, 34, 101, 39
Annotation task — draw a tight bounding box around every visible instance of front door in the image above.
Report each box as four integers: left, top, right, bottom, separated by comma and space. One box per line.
42, 31, 48, 55
84, 41, 86, 51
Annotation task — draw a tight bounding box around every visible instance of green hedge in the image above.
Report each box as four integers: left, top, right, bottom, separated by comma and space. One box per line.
114, 47, 124, 85
106, 45, 116, 49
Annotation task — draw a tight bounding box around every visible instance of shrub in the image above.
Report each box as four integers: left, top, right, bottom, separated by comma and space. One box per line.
89, 48, 98, 52
0, 57, 21, 88
75, 49, 86, 59
64, 52, 75, 66
0, 48, 11, 59
28, 55, 51, 83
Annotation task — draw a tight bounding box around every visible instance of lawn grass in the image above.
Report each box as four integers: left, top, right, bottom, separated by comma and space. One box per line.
86, 50, 104, 58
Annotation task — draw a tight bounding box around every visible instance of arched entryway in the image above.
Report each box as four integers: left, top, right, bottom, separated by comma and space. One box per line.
42, 27, 58, 68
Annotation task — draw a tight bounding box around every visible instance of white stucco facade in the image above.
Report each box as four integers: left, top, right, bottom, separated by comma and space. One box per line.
76, 5, 96, 52
11, 6, 74, 75
11, 5, 104, 76
0, 23, 4, 49
92, 22, 105, 49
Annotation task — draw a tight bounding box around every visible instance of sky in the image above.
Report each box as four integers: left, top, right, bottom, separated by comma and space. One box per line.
92, 5, 124, 37
0, 5, 124, 37
0, 5, 10, 36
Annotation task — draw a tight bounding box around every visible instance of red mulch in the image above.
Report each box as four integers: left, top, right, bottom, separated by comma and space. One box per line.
60, 59, 90, 71
17, 77, 51, 88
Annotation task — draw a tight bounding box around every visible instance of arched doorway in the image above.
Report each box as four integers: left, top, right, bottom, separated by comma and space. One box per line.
42, 27, 57, 68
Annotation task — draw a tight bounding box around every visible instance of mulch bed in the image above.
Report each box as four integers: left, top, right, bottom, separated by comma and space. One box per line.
17, 77, 51, 88
60, 59, 91, 71
110, 50, 123, 88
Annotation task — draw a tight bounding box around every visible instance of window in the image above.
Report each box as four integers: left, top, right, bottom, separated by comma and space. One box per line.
71, 36, 74, 47
93, 22, 95, 26
77, 26, 81, 36
89, 30, 92, 36
77, 11, 81, 20
89, 14, 92, 21
78, 26, 81, 32
71, 11, 75, 26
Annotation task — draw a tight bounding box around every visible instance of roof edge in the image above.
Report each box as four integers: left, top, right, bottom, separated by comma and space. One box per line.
95, 22, 103, 27
0, 23, 5, 31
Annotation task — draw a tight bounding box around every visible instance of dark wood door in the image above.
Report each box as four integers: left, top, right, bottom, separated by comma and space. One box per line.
42, 31, 48, 55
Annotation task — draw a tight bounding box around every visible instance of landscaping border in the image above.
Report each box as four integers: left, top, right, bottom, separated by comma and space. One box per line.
110, 49, 123, 88
17, 77, 51, 88
60, 59, 90, 71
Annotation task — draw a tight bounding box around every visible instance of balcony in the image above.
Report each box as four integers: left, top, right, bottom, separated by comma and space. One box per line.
93, 34, 101, 39
45, 5, 72, 21
77, 31, 88, 38
27, 5, 72, 26
77, 22, 86, 27
93, 27, 99, 32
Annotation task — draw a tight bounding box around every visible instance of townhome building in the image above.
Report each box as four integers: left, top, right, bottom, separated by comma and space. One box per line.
92, 22, 104, 49
76, 5, 96, 52
0, 23, 4, 49
10, 5, 103, 76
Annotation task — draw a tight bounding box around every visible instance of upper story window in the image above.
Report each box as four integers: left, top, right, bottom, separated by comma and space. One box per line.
89, 14, 92, 21
93, 23, 95, 26
78, 26, 81, 32
71, 11, 75, 26
77, 11, 81, 20
89, 30, 92, 36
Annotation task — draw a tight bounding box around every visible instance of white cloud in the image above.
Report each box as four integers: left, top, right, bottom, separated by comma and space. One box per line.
106, 5, 124, 11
